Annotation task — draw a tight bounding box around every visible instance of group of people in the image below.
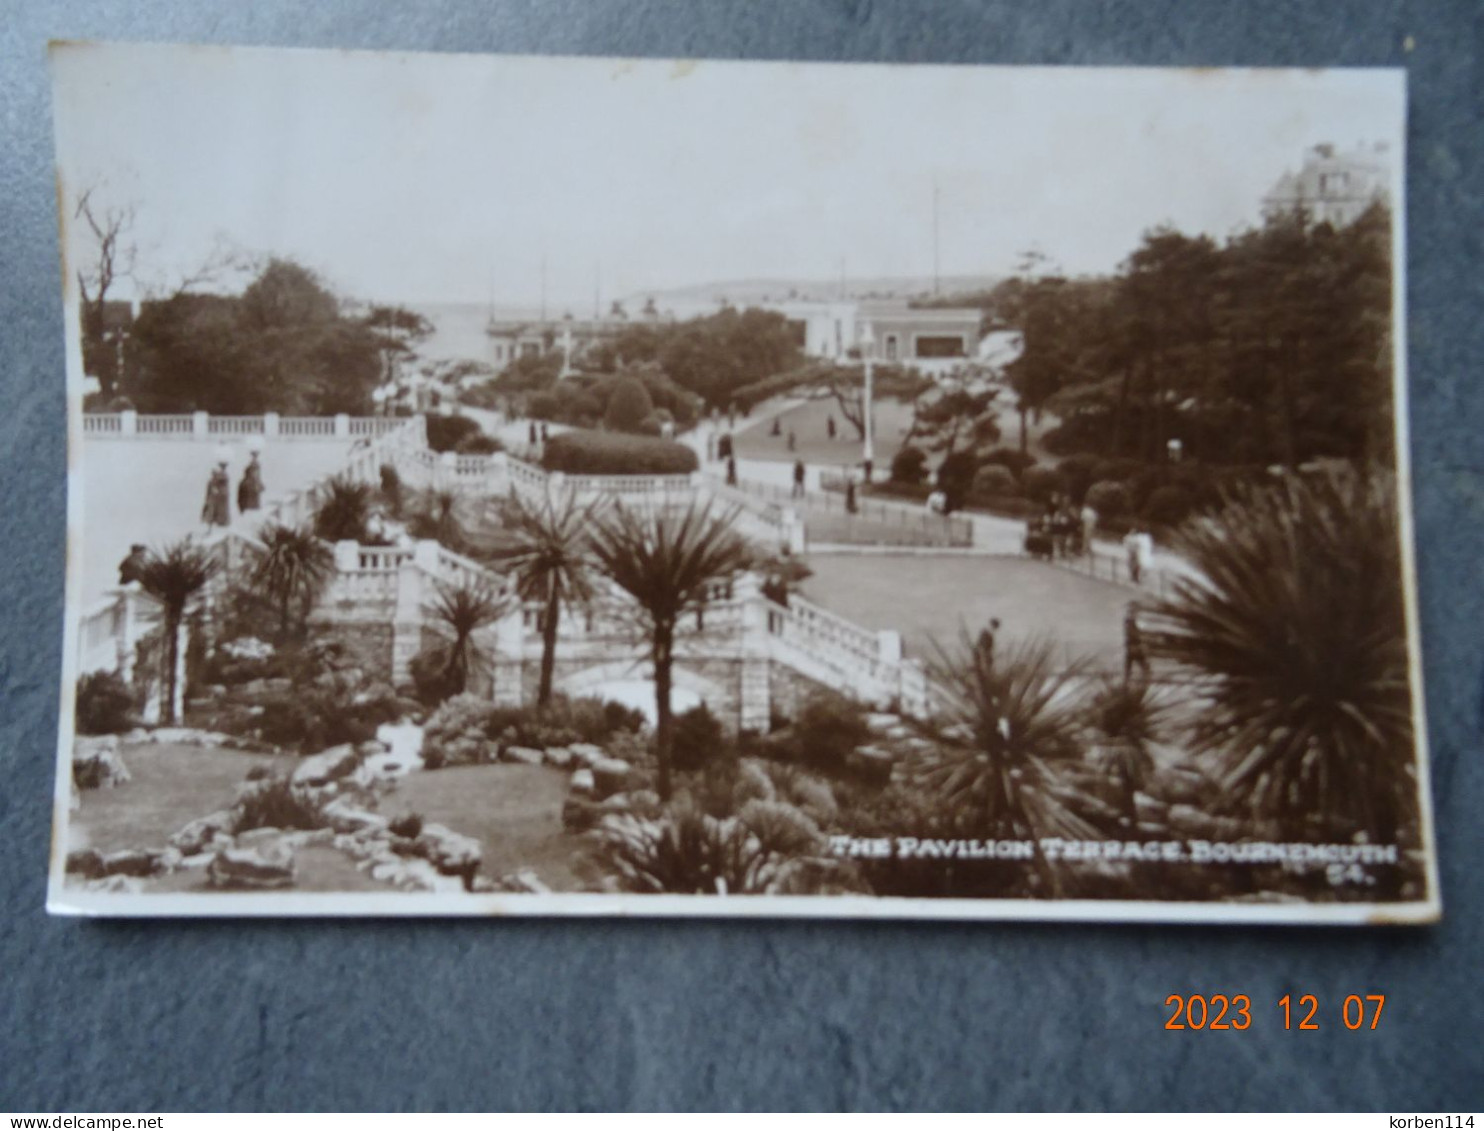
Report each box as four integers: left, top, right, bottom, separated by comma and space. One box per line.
200, 448, 265, 529
1025, 496, 1097, 561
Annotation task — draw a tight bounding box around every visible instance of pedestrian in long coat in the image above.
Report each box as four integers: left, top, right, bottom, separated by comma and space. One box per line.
237, 453, 264, 512
201, 462, 231, 527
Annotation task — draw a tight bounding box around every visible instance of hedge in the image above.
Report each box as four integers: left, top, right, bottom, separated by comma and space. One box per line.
541, 428, 699, 475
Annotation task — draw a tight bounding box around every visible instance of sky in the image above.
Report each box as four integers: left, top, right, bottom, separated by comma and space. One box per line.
51, 43, 1405, 308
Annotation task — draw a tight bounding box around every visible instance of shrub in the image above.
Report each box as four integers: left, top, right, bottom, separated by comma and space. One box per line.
388, 813, 424, 839
1056, 453, 1101, 504
425, 413, 489, 453
454, 431, 504, 455
1142, 484, 1196, 527
890, 445, 929, 486
541, 429, 698, 475
409, 647, 461, 708
602, 377, 655, 434
1020, 464, 1067, 503
1084, 481, 1131, 517
379, 463, 403, 517
979, 447, 1038, 479
737, 798, 825, 858
75, 671, 136, 735
596, 805, 769, 894
255, 674, 405, 753
671, 702, 725, 772
971, 464, 1019, 497
783, 692, 872, 773
1090, 458, 1144, 485
526, 390, 559, 421
935, 450, 979, 510
421, 693, 497, 769
232, 777, 326, 834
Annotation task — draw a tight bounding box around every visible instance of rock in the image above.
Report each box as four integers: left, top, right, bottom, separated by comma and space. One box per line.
85, 874, 143, 894
846, 745, 895, 785
500, 869, 550, 894
626, 789, 664, 819
561, 796, 603, 833
170, 810, 236, 856
323, 798, 389, 835
177, 852, 216, 871
73, 735, 131, 790
569, 768, 596, 795
413, 823, 482, 876
101, 848, 165, 877
567, 743, 606, 769
65, 849, 106, 879
207, 842, 295, 889
543, 746, 574, 769
356, 739, 390, 758
502, 745, 544, 766
291, 744, 361, 787
865, 712, 899, 733
149, 727, 228, 747
590, 758, 632, 800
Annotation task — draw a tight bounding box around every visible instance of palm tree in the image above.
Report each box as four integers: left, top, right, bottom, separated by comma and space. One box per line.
1145, 467, 1416, 844
589, 501, 750, 800
427, 577, 508, 697
138, 539, 220, 724
312, 474, 373, 544
907, 633, 1101, 894
1085, 675, 1166, 831
250, 522, 335, 638
489, 489, 601, 707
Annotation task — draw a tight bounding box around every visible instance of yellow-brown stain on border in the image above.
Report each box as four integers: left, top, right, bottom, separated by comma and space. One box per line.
671, 59, 698, 80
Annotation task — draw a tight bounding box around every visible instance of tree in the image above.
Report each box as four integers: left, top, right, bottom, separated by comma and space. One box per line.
489, 490, 601, 706
73, 188, 136, 400
905, 365, 1002, 459
589, 501, 750, 800
602, 376, 655, 433
363, 304, 433, 386
905, 634, 1101, 895
250, 523, 335, 638
426, 578, 508, 698
138, 539, 220, 724
1145, 468, 1416, 846
407, 488, 468, 552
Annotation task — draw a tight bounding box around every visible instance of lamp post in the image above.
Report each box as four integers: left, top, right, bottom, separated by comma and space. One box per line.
860, 319, 875, 481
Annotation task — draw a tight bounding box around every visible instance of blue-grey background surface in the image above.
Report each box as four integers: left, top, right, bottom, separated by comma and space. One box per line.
1, 0, 1480, 1112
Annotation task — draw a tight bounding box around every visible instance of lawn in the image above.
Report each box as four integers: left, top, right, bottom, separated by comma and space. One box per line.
798, 553, 1133, 670
392, 763, 607, 892
68, 741, 290, 856
732, 395, 917, 470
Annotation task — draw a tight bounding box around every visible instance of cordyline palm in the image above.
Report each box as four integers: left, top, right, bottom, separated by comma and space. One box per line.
429, 577, 508, 697
1085, 675, 1167, 831
589, 500, 749, 800
1143, 467, 1416, 844
312, 474, 373, 544
251, 522, 334, 638
138, 539, 220, 724
489, 489, 601, 706
907, 633, 1101, 894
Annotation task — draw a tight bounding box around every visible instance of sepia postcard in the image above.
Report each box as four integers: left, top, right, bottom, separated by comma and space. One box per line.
46, 42, 1437, 922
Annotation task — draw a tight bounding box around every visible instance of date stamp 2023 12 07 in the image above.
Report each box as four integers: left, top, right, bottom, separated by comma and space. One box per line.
1164, 994, 1388, 1031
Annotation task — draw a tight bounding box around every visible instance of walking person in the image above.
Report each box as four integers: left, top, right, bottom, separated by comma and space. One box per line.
1123, 526, 1143, 585
726, 454, 738, 488
1124, 603, 1151, 686
528, 420, 538, 447
826, 415, 837, 440
976, 617, 1001, 669
237, 449, 264, 513
1080, 501, 1098, 557
786, 429, 797, 453
717, 432, 734, 461
791, 458, 806, 499
201, 457, 231, 528
845, 478, 858, 515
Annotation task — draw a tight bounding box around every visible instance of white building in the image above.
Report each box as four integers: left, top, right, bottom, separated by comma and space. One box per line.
1262, 142, 1392, 228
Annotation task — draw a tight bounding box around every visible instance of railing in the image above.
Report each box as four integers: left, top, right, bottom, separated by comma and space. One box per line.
82, 413, 413, 441
731, 472, 973, 547
135, 414, 194, 436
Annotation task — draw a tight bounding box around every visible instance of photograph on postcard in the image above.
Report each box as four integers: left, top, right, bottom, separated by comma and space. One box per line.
46, 43, 1436, 921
